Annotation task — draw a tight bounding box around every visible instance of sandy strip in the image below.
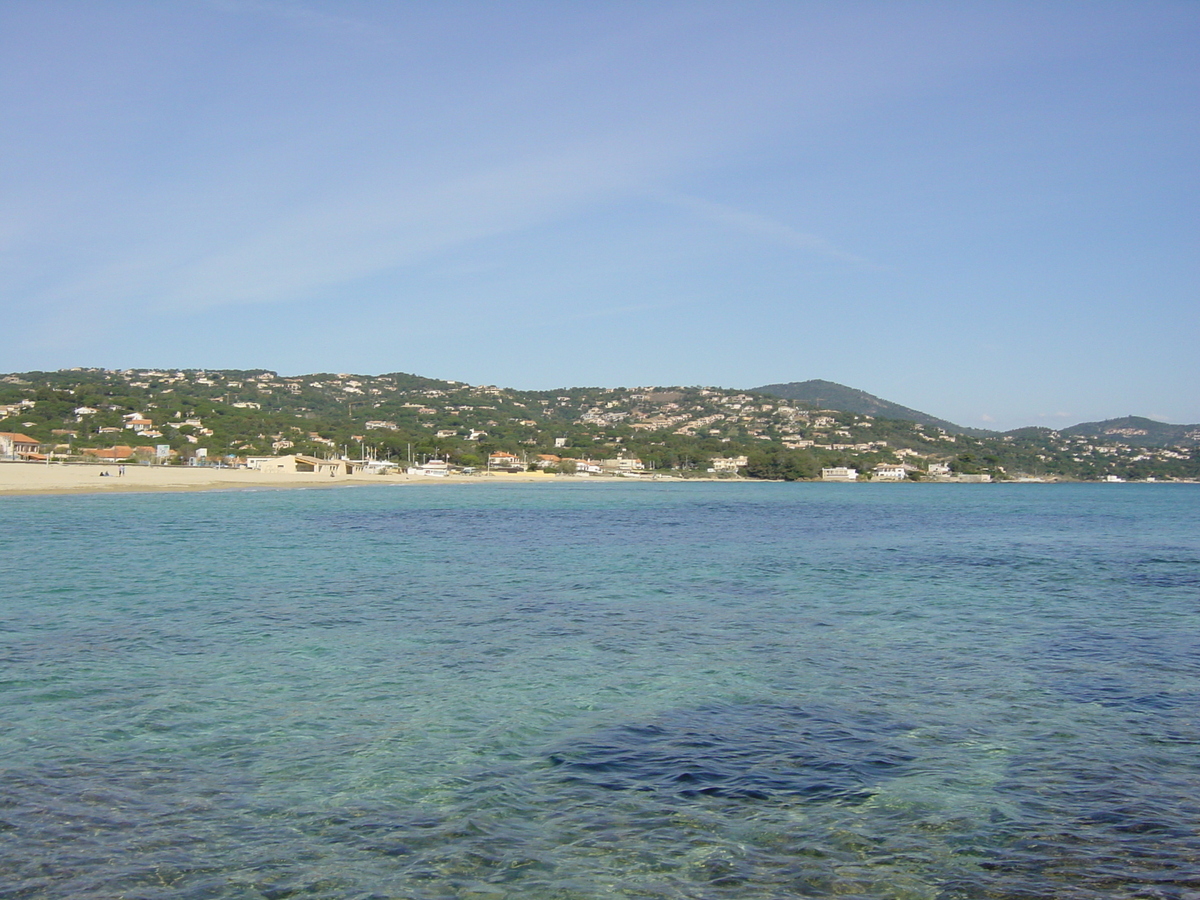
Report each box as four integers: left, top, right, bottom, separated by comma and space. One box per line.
0, 461, 572, 496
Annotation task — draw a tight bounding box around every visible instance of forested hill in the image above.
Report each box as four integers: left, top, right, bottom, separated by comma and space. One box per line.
1061, 416, 1200, 448
751, 380, 990, 436
1, 368, 1197, 481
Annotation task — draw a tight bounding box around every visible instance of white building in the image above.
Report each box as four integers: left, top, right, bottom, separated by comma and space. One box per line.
408, 459, 450, 477
710, 456, 749, 473
820, 467, 858, 482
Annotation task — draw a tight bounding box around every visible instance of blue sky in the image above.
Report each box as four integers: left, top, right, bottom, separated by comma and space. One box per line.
2, 1, 1196, 430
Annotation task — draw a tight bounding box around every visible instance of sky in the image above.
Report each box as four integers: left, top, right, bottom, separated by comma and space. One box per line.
1, 1, 1197, 431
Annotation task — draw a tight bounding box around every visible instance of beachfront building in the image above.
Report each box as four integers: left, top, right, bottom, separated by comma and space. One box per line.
407, 459, 450, 477
81, 445, 135, 461
872, 463, 908, 480
820, 466, 859, 482
488, 451, 523, 471
0, 432, 41, 459
710, 455, 749, 473
599, 456, 645, 474
246, 454, 346, 475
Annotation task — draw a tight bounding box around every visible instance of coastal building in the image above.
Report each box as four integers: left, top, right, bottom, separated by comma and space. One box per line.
246, 455, 347, 475
710, 456, 749, 473
408, 459, 450, 477
0, 432, 40, 459
599, 456, 645, 474
820, 466, 858, 482
488, 451, 522, 471
81, 445, 135, 461
872, 464, 908, 480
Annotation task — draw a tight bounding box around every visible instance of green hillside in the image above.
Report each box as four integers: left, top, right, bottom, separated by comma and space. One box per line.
1060, 416, 1200, 448
751, 380, 990, 436
1, 368, 1197, 482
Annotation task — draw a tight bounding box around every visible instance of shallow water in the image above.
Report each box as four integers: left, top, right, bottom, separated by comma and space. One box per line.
2, 482, 1198, 898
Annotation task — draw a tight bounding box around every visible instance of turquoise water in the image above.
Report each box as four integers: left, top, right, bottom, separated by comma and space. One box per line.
2, 482, 1199, 899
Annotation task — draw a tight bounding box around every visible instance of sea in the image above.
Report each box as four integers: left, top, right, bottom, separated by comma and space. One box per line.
1, 481, 1198, 899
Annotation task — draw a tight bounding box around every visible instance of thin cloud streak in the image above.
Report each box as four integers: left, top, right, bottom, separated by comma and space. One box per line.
24, 132, 687, 316
657, 191, 880, 268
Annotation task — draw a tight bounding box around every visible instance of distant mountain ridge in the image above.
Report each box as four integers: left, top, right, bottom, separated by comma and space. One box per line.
752, 381, 1199, 445
1061, 416, 1200, 448
751, 379, 991, 436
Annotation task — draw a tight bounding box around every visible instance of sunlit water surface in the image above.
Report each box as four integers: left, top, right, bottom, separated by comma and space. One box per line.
2, 482, 1199, 899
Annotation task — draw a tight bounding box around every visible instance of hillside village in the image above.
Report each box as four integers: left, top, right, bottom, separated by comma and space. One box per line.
1, 368, 1198, 482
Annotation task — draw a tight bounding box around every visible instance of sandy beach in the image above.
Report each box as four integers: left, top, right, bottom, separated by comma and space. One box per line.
0, 461, 569, 495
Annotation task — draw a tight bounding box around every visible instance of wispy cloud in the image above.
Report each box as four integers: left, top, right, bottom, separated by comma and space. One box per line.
656, 191, 879, 268
21, 131, 683, 319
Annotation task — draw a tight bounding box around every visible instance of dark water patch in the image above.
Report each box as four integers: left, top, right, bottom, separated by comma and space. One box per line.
966, 741, 1200, 899
1041, 628, 1200, 715
1127, 571, 1200, 589
1125, 553, 1200, 589
1053, 676, 1198, 712
547, 702, 914, 803
0, 757, 269, 899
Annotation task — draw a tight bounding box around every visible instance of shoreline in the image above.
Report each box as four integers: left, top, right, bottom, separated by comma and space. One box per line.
0, 461, 730, 496
1, 462, 1187, 497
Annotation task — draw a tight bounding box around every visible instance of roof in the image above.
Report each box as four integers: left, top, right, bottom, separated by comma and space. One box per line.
0, 432, 39, 444
294, 454, 335, 466
83, 445, 135, 459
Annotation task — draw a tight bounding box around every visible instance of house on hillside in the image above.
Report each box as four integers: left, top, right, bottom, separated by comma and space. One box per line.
123, 416, 154, 432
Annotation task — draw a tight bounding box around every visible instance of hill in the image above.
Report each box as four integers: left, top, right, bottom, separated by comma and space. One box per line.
1, 368, 1196, 481
1060, 416, 1200, 448
750, 380, 989, 436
